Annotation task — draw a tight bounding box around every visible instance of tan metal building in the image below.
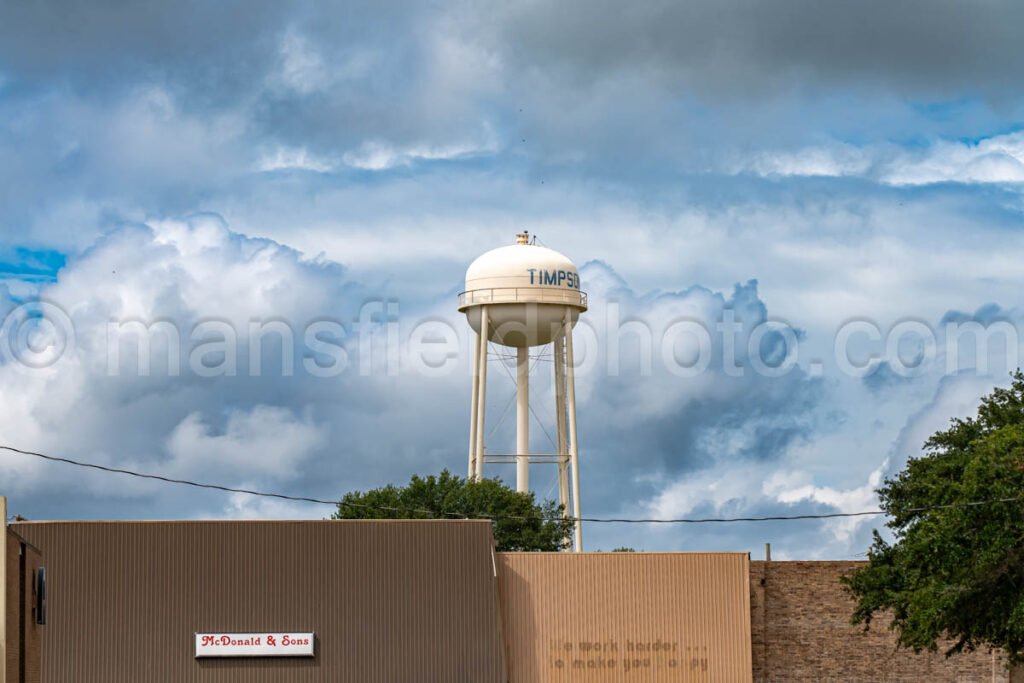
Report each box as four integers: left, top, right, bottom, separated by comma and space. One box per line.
6, 519, 756, 682
2, 514, 1014, 682
498, 551, 752, 682
10, 519, 508, 683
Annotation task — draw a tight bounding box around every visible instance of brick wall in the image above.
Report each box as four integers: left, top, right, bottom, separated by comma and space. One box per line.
751, 560, 1008, 682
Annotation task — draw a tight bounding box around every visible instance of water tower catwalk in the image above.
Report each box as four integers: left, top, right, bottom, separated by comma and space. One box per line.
458, 233, 588, 551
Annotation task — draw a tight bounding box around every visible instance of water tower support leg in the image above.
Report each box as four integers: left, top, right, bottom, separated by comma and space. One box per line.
475, 307, 489, 480
554, 335, 570, 517
468, 330, 481, 479
516, 345, 530, 493
564, 308, 583, 552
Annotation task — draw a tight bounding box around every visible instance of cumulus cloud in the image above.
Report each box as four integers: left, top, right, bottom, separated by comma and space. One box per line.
877, 302, 1024, 476
1, 211, 1020, 560
0, 216, 363, 513
2, 0, 1024, 560
0, 216, 830, 546
532, 263, 832, 525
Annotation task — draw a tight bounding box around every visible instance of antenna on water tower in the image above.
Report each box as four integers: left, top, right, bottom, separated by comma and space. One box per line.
458, 232, 588, 551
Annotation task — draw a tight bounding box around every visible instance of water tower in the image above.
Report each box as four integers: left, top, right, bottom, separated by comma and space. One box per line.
458, 232, 588, 550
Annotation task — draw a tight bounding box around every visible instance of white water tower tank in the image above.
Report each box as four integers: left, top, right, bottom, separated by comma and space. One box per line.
458, 232, 587, 347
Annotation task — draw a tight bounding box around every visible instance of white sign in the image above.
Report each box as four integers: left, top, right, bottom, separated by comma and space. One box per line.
195, 632, 315, 658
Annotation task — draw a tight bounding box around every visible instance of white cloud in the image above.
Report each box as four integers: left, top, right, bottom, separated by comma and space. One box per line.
267, 28, 380, 96
884, 132, 1024, 185
273, 29, 329, 95
646, 466, 761, 519
97, 86, 247, 182
637, 459, 886, 557
166, 406, 326, 480
2, 0, 1023, 559
0, 212, 1018, 561
0, 215, 360, 511
206, 491, 328, 520
739, 143, 872, 178
341, 135, 499, 170
256, 146, 334, 173
738, 131, 1024, 185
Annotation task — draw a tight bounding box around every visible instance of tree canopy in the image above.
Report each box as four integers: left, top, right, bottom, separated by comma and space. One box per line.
844, 371, 1024, 661
332, 469, 574, 552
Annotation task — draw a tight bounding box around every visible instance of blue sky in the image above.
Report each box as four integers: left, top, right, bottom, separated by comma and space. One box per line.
1, 0, 1024, 557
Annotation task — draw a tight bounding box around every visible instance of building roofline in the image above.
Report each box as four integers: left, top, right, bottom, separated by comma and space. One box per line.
9, 518, 494, 525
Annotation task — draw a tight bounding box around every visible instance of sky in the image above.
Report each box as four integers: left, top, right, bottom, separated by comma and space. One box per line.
1, 0, 1024, 558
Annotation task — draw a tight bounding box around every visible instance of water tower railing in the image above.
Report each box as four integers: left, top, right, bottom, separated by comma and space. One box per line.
457, 288, 588, 309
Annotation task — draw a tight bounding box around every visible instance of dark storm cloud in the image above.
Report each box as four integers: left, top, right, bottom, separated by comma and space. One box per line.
8, 0, 1017, 98
4, 0, 1019, 156
2, 0, 1019, 226
0, 1, 414, 90
0, 0, 457, 150
0, 0, 287, 94
494, 0, 1024, 97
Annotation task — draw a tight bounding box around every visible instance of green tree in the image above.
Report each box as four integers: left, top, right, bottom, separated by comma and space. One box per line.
844, 371, 1024, 661
332, 469, 574, 552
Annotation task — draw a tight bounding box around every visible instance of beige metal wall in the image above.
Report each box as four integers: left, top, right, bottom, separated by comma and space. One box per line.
12, 520, 506, 683
497, 552, 752, 683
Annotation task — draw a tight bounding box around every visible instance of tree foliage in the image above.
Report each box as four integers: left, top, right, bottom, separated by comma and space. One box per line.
332, 469, 574, 552
843, 371, 1024, 660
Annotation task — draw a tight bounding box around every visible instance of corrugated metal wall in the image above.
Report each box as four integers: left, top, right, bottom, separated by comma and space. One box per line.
12, 520, 506, 683
497, 552, 752, 683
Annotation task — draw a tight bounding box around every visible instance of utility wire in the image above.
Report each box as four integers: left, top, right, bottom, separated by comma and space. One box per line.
483, 341, 556, 442
0, 444, 461, 520
490, 341, 559, 451
3, 444, 1023, 525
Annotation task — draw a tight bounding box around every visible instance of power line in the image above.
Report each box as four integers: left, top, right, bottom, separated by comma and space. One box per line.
0, 444, 457, 519
490, 341, 559, 451
3, 444, 1023, 525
